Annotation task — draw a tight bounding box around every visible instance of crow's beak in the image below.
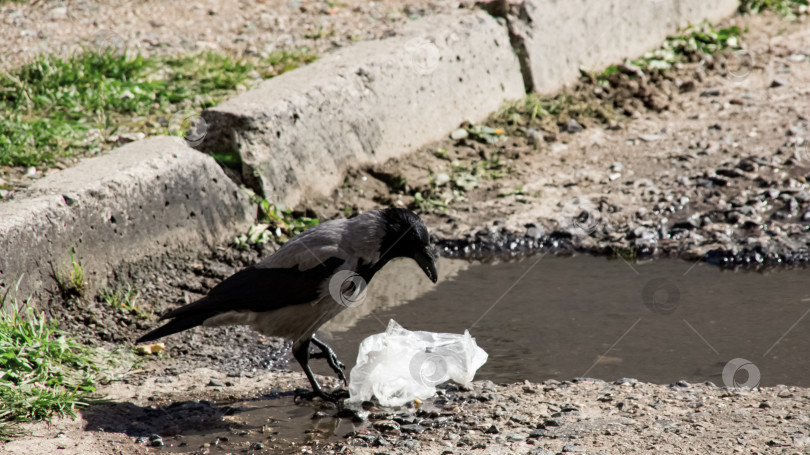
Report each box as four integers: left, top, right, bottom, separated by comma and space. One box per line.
415, 247, 438, 283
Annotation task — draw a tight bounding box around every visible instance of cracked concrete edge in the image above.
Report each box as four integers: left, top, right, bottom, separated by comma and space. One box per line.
503, 0, 740, 94
0, 137, 254, 304
201, 9, 526, 207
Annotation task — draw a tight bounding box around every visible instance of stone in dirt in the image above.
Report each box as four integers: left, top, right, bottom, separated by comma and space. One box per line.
565, 119, 584, 134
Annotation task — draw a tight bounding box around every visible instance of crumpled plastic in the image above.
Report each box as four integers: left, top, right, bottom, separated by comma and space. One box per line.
347, 319, 488, 407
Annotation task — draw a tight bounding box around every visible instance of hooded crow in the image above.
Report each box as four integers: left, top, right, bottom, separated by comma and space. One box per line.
137, 208, 437, 401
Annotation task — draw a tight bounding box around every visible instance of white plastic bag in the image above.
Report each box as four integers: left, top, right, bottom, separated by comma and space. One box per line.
347, 319, 488, 407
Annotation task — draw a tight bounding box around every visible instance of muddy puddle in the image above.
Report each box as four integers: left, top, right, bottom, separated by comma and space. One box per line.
153, 395, 355, 454
320, 255, 810, 388
147, 255, 810, 453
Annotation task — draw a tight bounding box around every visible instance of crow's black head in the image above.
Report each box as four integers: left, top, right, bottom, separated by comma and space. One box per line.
379, 208, 437, 283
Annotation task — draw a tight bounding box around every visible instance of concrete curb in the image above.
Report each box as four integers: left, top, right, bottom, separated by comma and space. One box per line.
0, 2, 740, 304
201, 10, 525, 207
0, 137, 253, 302
504, 0, 740, 94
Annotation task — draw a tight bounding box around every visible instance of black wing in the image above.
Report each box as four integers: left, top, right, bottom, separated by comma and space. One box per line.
136, 256, 345, 343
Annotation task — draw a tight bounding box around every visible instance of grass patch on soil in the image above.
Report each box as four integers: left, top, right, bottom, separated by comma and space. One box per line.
0, 47, 316, 168
491, 21, 744, 137
99, 285, 149, 320
739, 0, 808, 15
610, 21, 743, 73
233, 193, 320, 249
0, 282, 129, 440
54, 247, 86, 300
410, 149, 514, 212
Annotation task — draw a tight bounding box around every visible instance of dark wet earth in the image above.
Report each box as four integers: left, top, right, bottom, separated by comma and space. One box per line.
135, 254, 810, 453
85, 392, 356, 454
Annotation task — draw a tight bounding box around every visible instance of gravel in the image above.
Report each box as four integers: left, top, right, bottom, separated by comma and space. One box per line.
327, 379, 810, 455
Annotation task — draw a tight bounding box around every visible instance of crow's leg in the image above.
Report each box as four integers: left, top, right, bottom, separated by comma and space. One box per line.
293, 339, 348, 402
310, 335, 348, 386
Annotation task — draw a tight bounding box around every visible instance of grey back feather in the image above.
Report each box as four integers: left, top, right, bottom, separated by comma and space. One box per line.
259, 211, 386, 272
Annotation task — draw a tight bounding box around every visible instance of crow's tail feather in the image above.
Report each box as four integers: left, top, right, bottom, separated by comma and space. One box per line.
136, 314, 209, 343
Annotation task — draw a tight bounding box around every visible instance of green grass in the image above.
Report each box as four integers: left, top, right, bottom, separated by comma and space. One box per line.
739, 0, 808, 15
410, 153, 512, 213
0, 284, 100, 439
0, 48, 316, 168
54, 247, 85, 300
99, 285, 149, 320
413, 191, 448, 212
609, 21, 744, 74
233, 193, 320, 248
495, 92, 614, 135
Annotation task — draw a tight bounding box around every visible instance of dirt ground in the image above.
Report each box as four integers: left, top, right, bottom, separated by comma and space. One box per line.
344, 379, 810, 455
0, 0, 452, 71
4, 5, 810, 455
5, 374, 810, 454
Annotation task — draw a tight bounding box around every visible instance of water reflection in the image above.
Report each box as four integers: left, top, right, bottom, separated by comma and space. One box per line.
326, 255, 810, 387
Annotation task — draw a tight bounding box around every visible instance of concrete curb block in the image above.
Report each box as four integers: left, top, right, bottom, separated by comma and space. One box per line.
201, 10, 525, 207
505, 0, 740, 93
0, 137, 253, 302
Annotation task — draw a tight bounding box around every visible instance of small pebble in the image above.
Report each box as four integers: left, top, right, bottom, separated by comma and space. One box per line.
400, 424, 425, 434
565, 119, 584, 134
149, 434, 164, 447
700, 87, 721, 97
